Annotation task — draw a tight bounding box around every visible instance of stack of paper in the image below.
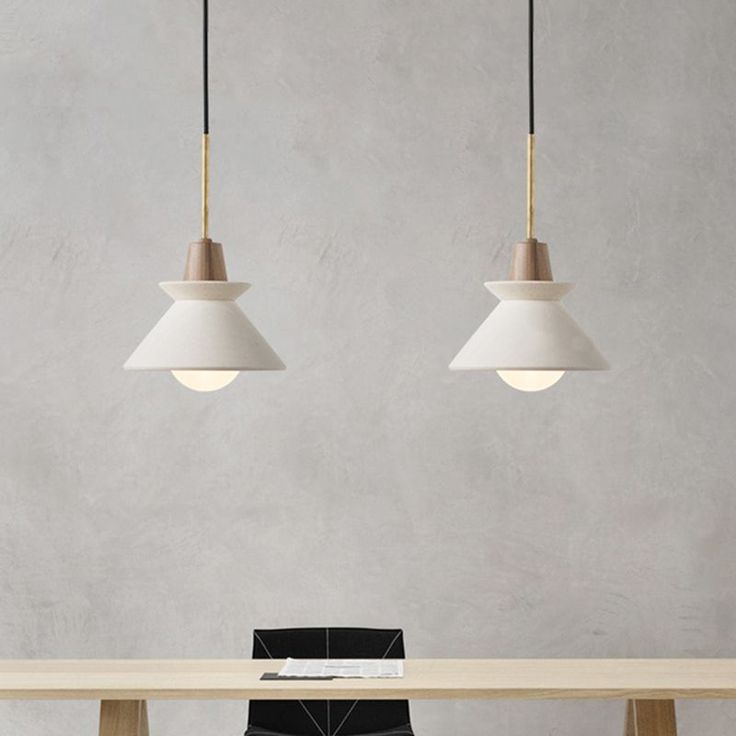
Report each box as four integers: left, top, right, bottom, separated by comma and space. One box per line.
277, 659, 404, 678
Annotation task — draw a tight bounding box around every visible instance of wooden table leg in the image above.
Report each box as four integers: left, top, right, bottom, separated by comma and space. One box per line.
99, 700, 149, 736
625, 700, 677, 735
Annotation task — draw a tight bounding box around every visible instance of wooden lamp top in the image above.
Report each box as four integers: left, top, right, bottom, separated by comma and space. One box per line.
183, 238, 228, 281
509, 238, 553, 281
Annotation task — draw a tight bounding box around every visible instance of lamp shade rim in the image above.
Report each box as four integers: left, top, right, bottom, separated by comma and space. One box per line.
485, 281, 574, 300
124, 363, 286, 371
160, 281, 250, 301
449, 363, 609, 371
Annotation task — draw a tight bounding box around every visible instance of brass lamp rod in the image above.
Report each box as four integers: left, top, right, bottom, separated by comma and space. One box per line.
527, 133, 535, 239
526, 0, 535, 240
202, 133, 209, 239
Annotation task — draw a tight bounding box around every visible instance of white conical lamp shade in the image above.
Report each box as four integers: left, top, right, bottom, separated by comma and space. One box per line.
124, 281, 285, 372
450, 281, 608, 372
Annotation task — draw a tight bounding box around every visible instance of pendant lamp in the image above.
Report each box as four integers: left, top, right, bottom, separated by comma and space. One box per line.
124, 0, 285, 392
450, 0, 608, 391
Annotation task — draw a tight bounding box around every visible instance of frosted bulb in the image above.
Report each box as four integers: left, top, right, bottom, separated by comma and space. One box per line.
496, 370, 565, 392
171, 370, 239, 392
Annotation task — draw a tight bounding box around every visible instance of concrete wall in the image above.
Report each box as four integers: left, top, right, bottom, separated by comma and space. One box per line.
1, 0, 735, 733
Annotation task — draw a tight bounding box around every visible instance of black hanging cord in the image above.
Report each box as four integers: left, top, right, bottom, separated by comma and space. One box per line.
203, 0, 209, 134
528, 0, 534, 135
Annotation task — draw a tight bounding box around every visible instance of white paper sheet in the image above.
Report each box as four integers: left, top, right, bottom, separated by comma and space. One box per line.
278, 658, 404, 678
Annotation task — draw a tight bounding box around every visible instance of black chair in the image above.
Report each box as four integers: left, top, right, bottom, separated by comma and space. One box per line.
245, 628, 414, 736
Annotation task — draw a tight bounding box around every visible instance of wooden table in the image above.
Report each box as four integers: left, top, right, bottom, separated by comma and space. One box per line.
1, 659, 735, 735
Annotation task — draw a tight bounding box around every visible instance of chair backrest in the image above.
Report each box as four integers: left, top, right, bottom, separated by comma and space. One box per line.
247, 627, 411, 736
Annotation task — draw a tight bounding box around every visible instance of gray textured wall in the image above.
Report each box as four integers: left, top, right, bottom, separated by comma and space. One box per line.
1, 0, 736, 733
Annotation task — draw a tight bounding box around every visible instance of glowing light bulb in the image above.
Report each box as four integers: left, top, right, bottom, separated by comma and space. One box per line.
496, 370, 565, 392
171, 370, 239, 392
